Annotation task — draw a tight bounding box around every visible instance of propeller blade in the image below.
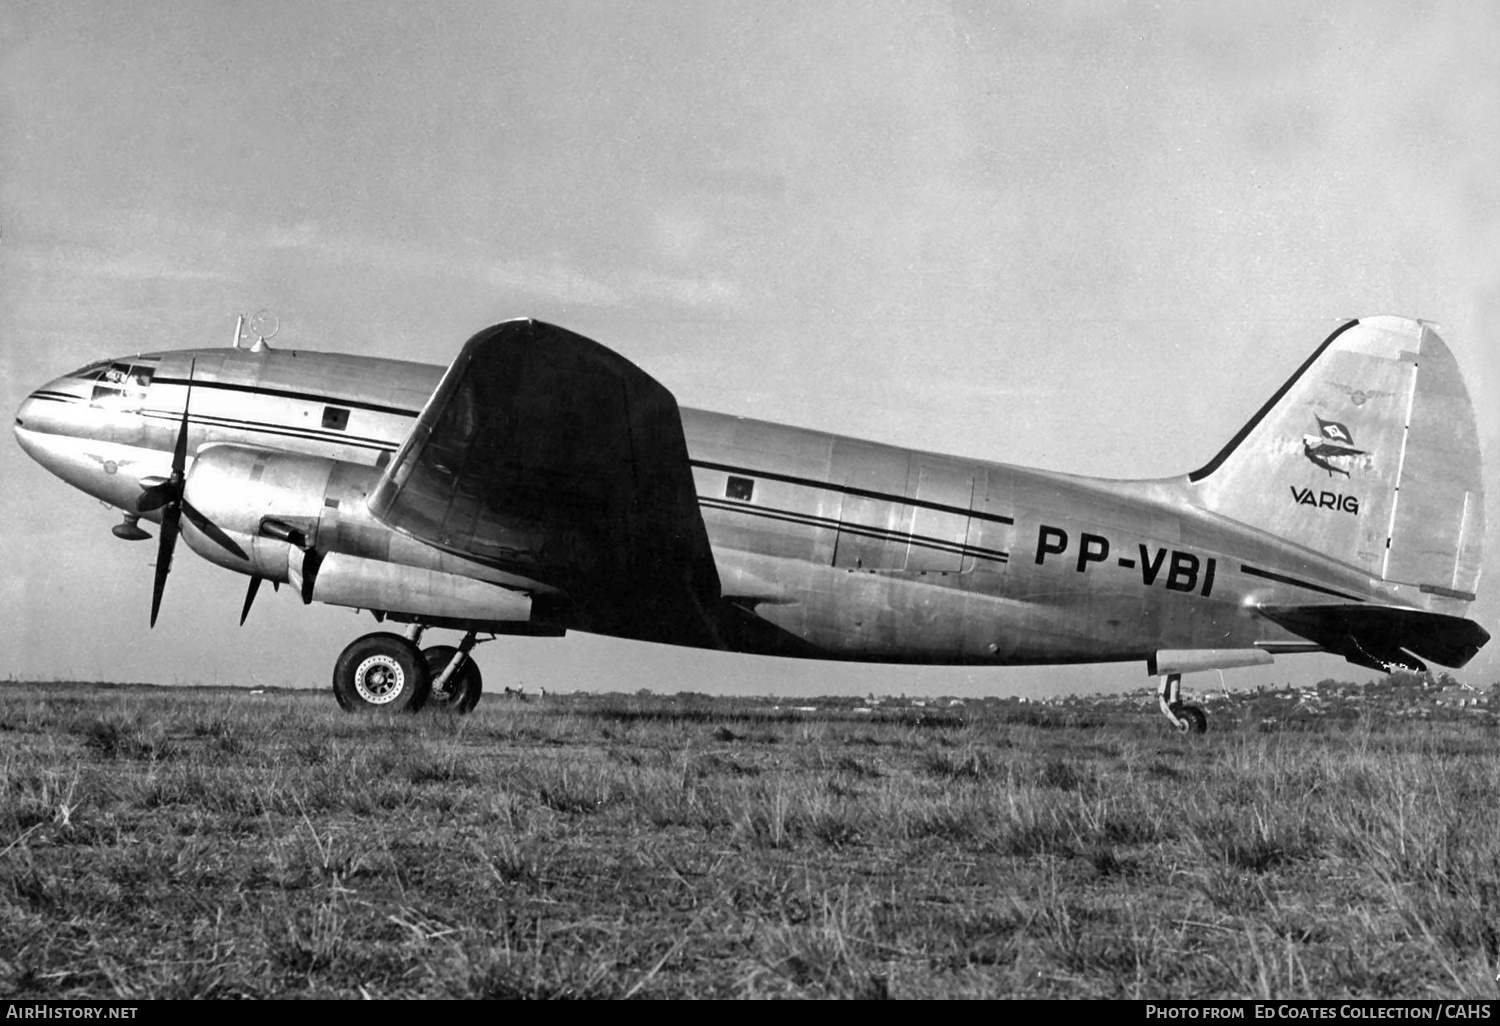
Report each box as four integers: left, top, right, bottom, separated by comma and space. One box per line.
150, 500, 180, 628
183, 500, 249, 559
170, 360, 195, 478
136, 484, 173, 513
240, 575, 263, 626
299, 548, 324, 605
148, 358, 194, 629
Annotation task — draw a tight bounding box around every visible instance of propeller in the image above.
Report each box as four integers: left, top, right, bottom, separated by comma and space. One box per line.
149, 360, 194, 628
240, 575, 263, 626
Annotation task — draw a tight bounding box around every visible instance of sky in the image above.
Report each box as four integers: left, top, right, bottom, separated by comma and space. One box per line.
3, 1, 1499, 699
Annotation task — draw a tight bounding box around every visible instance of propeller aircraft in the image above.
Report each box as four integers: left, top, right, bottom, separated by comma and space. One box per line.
13, 315, 1488, 731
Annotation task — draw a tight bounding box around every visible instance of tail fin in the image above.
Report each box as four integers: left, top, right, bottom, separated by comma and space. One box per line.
1188, 316, 1484, 602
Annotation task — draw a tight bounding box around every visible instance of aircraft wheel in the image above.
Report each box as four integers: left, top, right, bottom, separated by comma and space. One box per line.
1175, 704, 1208, 735
333, 632, 431, 713
421, 645, 483, 714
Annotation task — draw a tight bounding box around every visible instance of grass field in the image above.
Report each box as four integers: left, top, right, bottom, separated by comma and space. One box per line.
1, 681, 1497, 999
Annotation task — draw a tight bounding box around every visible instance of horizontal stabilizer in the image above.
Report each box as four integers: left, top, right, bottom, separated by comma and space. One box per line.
1149, 648, 1274, 676
1257, 604, 1490, 673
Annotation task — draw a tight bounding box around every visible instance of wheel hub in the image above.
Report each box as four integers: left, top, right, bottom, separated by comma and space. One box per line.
353, 654, 406, 705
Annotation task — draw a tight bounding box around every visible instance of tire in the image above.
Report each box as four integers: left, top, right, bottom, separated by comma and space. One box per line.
421, 645, 483, 714
332, 632, 431, 712
1175, 704, 1208, 735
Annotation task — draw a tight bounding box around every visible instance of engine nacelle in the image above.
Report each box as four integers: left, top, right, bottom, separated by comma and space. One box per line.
307, 552, 531, 621
180, 445, 335, 582
180, 445, 534, 624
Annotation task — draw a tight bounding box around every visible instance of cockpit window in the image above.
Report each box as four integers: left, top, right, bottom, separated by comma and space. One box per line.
69, 359, 116, 381
90, 362, 156, 406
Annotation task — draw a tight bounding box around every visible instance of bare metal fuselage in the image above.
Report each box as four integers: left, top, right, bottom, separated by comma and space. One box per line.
16, 343, 1402, 670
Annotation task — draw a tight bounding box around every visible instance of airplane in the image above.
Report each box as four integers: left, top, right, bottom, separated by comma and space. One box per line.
13, 314, 1488, 732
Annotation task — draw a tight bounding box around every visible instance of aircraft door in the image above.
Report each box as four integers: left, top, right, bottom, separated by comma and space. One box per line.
906, 462, 973, 573
831, 442, 912, 571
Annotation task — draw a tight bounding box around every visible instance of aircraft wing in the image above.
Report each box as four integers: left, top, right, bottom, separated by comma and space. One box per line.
1257, 603, 1490, 673
367, 320, 722, 647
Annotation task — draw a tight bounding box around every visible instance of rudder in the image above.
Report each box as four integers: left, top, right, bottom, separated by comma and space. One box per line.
1188, 316, 1484, 603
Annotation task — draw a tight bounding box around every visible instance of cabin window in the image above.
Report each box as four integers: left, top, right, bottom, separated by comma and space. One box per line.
725, 475, 755, 501
322, 406, 350, 430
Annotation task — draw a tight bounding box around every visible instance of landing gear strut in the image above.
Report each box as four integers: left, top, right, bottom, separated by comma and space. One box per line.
1159, 673, 1207, 734
422, 631, 483, 714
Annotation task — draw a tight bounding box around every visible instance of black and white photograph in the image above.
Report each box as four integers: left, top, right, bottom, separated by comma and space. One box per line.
2, 0, 1498, 1001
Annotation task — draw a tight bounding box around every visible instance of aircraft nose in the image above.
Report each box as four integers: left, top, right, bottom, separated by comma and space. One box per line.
16, 373, 85, 435
14, 374, 81, 457
14, 391, 46, 468
14, 389, 41, 437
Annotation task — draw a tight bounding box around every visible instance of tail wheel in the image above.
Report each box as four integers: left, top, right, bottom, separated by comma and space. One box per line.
1175, 704, 1208, 735
333, 632, 431, 713
1158, 674, 1208, 735
421, 645, 483, 714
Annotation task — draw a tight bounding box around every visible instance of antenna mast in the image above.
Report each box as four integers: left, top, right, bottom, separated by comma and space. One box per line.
248, 310, 279, 353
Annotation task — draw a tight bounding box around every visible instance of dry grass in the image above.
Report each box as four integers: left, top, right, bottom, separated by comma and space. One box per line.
0, 682, 1497, 998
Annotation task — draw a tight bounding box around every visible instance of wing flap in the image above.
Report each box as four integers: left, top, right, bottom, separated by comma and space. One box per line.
369, 320, 721, 647
1257, 603, 1489, 673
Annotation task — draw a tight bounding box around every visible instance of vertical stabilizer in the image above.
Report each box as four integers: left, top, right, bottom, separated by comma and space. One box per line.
1188, 317, 1484, 602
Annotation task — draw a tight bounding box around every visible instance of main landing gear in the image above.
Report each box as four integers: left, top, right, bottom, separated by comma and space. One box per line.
331, 625, 485, 714
1159, 673, 1207, 734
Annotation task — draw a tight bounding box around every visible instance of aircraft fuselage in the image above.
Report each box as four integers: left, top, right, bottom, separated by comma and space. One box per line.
16, 343, 1399, 672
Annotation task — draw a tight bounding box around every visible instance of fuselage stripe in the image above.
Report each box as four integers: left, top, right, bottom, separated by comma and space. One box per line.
691, 459, 1015, 526
1240, 564, 1365, 602
138, 409, 399, 451
699, 496, 1010, 563
151, 377, 424, 418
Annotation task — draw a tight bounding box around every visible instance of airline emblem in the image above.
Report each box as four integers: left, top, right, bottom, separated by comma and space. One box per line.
1331, 381, 1393, 407
83, 452, 136, 476
1302, 417, 1365, 478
